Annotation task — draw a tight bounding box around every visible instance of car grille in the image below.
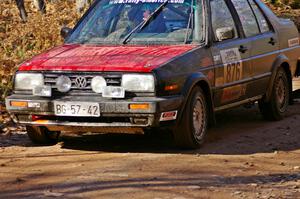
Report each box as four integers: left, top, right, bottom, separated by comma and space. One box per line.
44, 73, 122, 96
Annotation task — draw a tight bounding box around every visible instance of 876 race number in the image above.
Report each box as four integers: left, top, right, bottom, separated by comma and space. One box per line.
224, 61, 243, 83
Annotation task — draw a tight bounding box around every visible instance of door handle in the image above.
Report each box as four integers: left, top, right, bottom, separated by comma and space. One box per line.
268, 37, 277, 45
239, 45, 248, 53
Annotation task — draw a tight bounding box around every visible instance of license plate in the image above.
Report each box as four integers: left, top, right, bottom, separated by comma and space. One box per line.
53, 102, 100, 117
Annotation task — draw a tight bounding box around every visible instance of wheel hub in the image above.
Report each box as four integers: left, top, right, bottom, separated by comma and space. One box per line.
276, 77, 287, 110
193, 97, 205, 140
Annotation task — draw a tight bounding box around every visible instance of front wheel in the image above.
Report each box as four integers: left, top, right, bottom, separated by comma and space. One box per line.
259, 67, 290, 121
26, 126, 60, 145
173, 86, 208, 149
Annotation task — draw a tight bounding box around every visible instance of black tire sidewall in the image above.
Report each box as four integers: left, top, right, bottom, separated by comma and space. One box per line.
26, 126, 59, 145
174, 86, 208, 148
260, 68, 290, 121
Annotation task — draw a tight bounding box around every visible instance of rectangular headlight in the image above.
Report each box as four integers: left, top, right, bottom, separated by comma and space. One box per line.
15, 73, 44, 90
121, 74, 155, 92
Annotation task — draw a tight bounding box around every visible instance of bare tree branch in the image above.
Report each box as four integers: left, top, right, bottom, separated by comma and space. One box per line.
15, 0, 27, 22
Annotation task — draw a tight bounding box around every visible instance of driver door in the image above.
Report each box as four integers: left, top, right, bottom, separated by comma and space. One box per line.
209, 0, 252, 108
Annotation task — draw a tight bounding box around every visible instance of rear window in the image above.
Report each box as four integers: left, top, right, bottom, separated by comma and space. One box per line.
231, 0, 260, 37
248, 0, 270, 33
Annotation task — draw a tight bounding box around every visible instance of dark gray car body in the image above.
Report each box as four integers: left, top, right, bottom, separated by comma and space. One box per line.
5, 0, 300, 133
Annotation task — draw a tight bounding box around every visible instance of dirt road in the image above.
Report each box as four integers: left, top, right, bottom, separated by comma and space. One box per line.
1, 99, 300, 198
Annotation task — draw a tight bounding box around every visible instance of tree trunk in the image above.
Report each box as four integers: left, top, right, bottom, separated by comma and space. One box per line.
33, 0, 46, 14
15, 0, 27, 22
76, 0, 88, 13
76, 0, 95, 13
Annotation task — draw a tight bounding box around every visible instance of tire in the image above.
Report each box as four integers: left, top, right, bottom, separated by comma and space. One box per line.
173, 86, 208, 149
26, 126, 60, 145
259, 67, 290, 121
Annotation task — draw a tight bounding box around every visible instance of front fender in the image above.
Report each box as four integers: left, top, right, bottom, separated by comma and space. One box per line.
177, 72, 215, 126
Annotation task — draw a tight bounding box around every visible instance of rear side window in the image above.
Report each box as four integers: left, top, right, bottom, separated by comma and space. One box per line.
248, 0, 270, 33
210, 0, 238, 41
231, 0, 259, 37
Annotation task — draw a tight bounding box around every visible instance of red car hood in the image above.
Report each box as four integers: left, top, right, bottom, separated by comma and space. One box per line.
19, 44, 197, 72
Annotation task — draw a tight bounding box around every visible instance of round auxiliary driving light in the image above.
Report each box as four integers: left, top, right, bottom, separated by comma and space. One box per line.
91, 76, 106, 93
56, 75, 72, 93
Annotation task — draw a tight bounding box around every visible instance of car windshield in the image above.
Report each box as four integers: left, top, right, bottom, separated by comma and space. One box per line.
66, 0, 204, 45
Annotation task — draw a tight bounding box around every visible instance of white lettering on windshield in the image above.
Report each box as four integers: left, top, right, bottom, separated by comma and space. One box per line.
109, 0, 184, 4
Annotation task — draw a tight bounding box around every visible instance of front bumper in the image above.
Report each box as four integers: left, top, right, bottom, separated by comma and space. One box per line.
5, 94, 183, 131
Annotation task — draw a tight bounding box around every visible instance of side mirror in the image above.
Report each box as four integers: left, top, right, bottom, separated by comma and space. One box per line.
215, 27, 234, 41
60, 27, 72, 39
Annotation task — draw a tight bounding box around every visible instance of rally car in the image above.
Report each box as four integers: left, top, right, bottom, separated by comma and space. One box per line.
5, 0, 300, 148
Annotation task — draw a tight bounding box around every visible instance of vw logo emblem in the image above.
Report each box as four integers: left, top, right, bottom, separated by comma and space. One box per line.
75, 76, 87, 88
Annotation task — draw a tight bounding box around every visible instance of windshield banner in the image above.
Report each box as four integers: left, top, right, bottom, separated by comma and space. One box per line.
110, 0, 184, 4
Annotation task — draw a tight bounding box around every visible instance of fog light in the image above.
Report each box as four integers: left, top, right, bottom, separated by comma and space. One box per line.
102, 86, 125, 98
10, 101, 28, 107
91, 76, 106, 93
129, 104, 150, 110
56, 75, 72, 93
33, 85, 52, 97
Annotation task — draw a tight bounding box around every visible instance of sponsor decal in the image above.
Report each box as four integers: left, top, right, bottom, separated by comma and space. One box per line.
110, 0, 184, 4
220, 48, 243, 84
160, 111, 178, 121
28, 102, 41, 108
288, 38, 299, 47
221, 85, 246, 103
220, 48, 241, 64
213, 55, 221, 62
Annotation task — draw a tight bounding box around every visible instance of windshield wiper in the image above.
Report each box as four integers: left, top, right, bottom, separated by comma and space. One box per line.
184, 0, 194, 44
122, 1, 168, 44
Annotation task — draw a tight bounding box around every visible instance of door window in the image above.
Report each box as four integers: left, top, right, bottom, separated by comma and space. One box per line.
210, 0, 238, 41
231, 0, 259, 37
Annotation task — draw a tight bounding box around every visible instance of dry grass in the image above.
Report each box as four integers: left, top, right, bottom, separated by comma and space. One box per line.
0, 0, 83, 101
265, 1, 300, 28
